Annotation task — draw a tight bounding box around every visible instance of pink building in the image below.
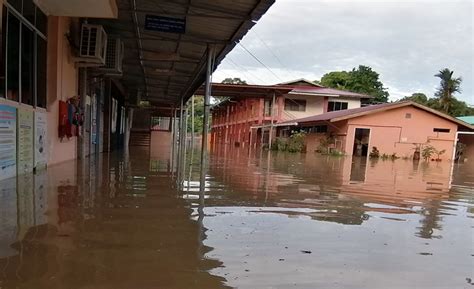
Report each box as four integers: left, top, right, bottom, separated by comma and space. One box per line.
278, 101, 474, 161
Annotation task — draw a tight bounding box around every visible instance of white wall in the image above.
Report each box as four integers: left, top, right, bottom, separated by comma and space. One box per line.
281, 95, 324, 121
328, 97, 361, 109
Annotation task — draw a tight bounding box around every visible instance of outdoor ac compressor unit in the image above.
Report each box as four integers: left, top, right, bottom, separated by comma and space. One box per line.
97, 37, 124, 76
75, 24, 107, 66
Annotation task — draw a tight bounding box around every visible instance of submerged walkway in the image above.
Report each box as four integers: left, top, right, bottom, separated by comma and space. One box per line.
0, 146, 473, 289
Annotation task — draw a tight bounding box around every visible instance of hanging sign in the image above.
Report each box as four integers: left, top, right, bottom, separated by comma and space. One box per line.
145, 15, 186, 34
0, 105, 17, 180
34, 111, 47, 169
17, 108, 34, 175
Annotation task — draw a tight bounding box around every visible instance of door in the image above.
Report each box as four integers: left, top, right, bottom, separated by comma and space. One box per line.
353, 128, 370, 157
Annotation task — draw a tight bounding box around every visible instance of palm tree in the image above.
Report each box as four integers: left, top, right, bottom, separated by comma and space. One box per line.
434, 68, 462, 114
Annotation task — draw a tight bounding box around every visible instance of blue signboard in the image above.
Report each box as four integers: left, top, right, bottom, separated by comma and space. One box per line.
0, 105, 17, 181
145, 15, 186, 34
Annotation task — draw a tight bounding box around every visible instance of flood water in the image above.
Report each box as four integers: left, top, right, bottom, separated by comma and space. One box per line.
0, 144, 473, 289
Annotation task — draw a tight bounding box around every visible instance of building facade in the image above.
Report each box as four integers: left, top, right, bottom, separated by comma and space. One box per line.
210, 80, 371, 147
0, 0, 129, 181
278, 101, 474, 161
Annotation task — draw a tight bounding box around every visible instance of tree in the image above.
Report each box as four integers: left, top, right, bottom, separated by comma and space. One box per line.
434, 68, 462, 114
221, 77, 247, 84
186, 96, 204, 134
400, 93, 429, 105
319, 65, 389, 103
319, 71, 351, 89
400, 92, 474, 117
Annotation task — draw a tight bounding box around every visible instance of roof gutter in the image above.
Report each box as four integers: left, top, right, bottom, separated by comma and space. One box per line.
251, 122, 298, 129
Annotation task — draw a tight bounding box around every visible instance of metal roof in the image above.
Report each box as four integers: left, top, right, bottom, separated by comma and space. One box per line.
288, 86, 372, 99
196, 83, 293, 98
457, 116, 474, 125
196, 82, 371, 99
280, 101, 474, 129
91, 0, 275, 108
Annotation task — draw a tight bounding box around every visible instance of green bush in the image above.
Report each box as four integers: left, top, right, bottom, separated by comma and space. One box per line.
286, 131, 306, 153
271, 137, 288, 151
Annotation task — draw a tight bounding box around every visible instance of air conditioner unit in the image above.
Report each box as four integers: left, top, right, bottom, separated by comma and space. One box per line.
75, 24, 107, 66
97, 37, 124, 76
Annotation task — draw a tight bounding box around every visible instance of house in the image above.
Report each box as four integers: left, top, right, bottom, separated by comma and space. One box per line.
456, 116, 474, 162
277, 101, 474, 161
209, 80, 372, 147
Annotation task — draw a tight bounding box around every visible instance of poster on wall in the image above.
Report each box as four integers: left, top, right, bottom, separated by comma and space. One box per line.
0, 105, 17, 181
34, 111, 47, 170
17, 108, 34, 175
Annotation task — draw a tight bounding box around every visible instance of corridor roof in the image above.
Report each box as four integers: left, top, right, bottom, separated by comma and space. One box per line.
91, 0, 275, 108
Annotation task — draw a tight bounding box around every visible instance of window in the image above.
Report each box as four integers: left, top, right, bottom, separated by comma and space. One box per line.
302, 125, 328, 133
264, 99, 272, 116
328, 101, 348, 112
151, 116, 171, 131
1, 1, 47, 107
284, 99, 306, 112
36, 36, 46, 107
6, 12, 20, 101
21, 24, 34, 105
405, 113, 412, 119
433, 128, 450, 133
0, 7, 5, 98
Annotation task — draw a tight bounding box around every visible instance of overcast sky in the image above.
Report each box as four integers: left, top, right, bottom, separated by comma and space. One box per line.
213, 0, 473, 104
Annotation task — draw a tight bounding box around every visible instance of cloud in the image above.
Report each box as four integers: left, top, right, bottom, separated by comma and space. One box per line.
215, 0, 473, 104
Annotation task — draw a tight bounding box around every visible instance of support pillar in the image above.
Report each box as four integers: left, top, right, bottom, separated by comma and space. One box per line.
268, 92, 276, 149
191, 95, 195, 148
200, 45, 215, 191
171, 108, 176, 174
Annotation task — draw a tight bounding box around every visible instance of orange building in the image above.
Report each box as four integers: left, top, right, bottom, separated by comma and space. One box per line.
278, 101, 474, 161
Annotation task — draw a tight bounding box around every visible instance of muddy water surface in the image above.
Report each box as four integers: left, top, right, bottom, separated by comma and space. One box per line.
0, 145, 473, 289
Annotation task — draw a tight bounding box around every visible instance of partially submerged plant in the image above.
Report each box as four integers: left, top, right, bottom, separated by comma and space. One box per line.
369, 146, 380, 158
422, 145, 436, 161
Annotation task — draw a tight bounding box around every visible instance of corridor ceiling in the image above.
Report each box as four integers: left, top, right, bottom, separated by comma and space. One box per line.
92, 0, 275, 108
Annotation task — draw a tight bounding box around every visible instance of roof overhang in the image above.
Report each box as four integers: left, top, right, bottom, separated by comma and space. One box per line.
34, 0, 118, 18
288, 91, 340, 97
196, 83, 293, 98
89, 0, 275, 109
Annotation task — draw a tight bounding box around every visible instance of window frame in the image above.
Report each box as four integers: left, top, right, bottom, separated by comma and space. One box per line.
2, 1, 47, 108
284, 98, 306, 112
328, 101, 349, 112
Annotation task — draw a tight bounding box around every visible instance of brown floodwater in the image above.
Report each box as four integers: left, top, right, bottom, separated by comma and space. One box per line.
0, 144, 473, 289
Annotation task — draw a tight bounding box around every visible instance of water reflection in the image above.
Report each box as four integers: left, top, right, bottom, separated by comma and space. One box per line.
0, 144, 472, 289
197, 146, 473, 288
0, 150, 229, 289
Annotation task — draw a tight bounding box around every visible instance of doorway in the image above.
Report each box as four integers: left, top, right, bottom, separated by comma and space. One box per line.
353, 128, 370, 157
